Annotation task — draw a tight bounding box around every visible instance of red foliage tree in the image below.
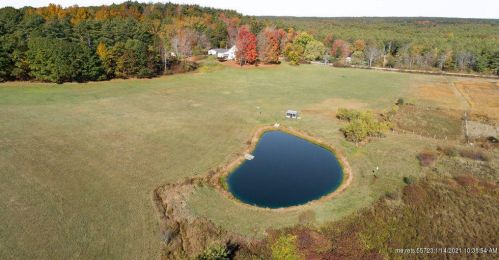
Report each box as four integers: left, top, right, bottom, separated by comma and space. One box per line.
236, 26, 257, 65
331, 39, 350, 58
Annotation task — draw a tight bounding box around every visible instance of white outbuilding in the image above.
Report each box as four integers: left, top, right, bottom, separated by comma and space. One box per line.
285, 110, 299, 119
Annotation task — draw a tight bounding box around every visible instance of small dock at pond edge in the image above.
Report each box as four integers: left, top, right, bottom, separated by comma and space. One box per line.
244, 153, 255, 160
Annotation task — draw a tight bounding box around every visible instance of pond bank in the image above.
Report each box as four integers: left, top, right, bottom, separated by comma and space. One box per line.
153, 124, 353, 257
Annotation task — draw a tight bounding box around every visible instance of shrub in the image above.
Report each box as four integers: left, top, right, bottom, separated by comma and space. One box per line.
340, 116, 389, 143
341, 119, 369, 143
459, 149, 489, 161
197, 243, 230, 260
396, 98, 405, 105
417, 150, 437, 166
337, 108, 389, 143
336, 108, 362, 121
380, 105, 399, 122
271, 234, 300, 260
219, 175, 228, 190
403, 176, 416, 185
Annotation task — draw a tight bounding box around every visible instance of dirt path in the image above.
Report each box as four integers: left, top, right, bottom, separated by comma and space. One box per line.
348, 65, 499, 79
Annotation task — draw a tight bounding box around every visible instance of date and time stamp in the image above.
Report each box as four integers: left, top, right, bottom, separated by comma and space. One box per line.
395, 247, 497, 255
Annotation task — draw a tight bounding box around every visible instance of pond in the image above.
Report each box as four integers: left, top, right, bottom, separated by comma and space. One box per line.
227, 130, 344, 208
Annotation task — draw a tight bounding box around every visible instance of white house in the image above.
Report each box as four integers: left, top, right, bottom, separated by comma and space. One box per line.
208, 46, 237, 60
208, 48, 226, 56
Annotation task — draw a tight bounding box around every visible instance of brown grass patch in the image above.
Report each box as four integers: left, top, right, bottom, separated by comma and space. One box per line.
414, 79, 499, 123
295, 228, 332, 256
455, 80, 499, 121
319, 176, 498, 258
393, 105, 463, 140
415, 82, 463, 109
244, 174, 498, 259
454, 174, 479, 188
402, 184, 428, 205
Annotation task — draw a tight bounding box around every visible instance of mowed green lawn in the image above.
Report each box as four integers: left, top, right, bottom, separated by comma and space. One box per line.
1, 61, 432, 259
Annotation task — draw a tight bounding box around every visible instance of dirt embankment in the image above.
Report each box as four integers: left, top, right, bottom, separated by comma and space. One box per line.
153, 177, 247, 259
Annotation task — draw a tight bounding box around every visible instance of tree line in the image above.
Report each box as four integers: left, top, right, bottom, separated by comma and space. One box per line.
262, 17, 499, 74
0, 2, 247, 83
0, 2, 498, 83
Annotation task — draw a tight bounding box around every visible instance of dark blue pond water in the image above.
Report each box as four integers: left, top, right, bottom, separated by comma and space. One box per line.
227, 131, 343, 208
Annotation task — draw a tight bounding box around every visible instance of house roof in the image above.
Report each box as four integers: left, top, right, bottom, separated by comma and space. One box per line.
210, 48, 228, 53
286, 110, 298, 114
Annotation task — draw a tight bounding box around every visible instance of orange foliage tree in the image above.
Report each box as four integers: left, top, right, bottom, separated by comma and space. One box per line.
261, 28, 281, 64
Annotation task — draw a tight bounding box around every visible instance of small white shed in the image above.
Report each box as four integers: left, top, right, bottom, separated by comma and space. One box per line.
286, 110, 299, 119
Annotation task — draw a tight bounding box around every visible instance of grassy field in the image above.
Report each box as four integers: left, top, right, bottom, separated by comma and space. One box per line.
0, 59, 496, 258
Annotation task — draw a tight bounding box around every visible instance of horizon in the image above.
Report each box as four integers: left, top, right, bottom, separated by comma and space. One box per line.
1, 0, 498, 19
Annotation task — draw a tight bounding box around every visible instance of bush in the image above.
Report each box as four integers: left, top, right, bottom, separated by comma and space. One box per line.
417, 151, 437, 166
341, 119, 369, 143
271, 234, 300, 260
197, 243, 230, 260
338, 109, 389, 143
380, 105, 399, 122
336, 108, 362, 121
219, 175, 228, 190
403, 176, 416, 185
396, 98, 405, 105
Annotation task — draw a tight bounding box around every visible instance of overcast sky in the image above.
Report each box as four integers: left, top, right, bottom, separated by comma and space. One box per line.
1, 0, 498, 19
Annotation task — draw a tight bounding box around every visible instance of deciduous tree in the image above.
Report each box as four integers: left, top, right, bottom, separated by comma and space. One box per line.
304, 40, 325, 61
365, 44, 382, 67
257, 27, 281, 64
331, 39, 350, 59
236, 26, 257, 65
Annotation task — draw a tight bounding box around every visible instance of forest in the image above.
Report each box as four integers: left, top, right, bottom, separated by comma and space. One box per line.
0, 2, 498, 83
